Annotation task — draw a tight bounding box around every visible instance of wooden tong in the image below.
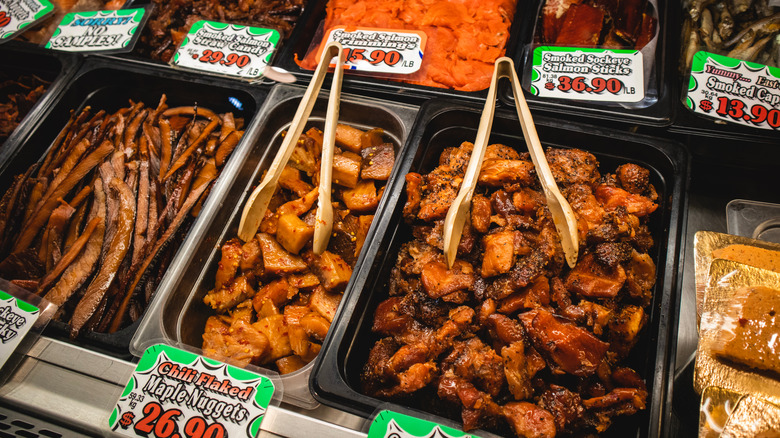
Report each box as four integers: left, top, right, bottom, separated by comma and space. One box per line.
238, 42, 344, 243
442, 57, 579, 268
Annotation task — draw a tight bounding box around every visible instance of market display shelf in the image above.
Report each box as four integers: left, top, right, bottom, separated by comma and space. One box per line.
0, 337, 367, 438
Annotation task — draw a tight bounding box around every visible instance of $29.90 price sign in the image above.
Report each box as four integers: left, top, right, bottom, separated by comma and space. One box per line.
324, 26, 426, 75
0, 0, 53, 42
172, 20, 280, 80
685, 51, 780, 131
530, 47, 644, 103
109, 344, 275, 438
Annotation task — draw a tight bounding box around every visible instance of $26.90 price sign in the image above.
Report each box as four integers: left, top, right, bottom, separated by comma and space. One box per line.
0, 0, 54, 42
109, 344, 276, 438
530, 47, 644, 103
172, 20, 280, 80
686, 51, 780, 131
324, 26, 426, 75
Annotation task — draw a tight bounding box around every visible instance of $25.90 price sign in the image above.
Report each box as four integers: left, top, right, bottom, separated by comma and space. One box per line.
0, 0, 53, 42
172, 20, 280, 80
110, 344, 275, 438
324, 26, 426, 75
685, 51, 780, 131
530, 47, 644, 103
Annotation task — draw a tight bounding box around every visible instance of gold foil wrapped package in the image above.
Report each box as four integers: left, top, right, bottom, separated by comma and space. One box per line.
693, 231, 780, 323
699, 386, 742, 438
720, 395, 780, 438
695, 259, 780, 404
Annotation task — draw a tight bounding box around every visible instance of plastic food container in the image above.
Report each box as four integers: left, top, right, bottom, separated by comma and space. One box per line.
506, 0, 673, 126
130, 83, 418, 409
0, 43, 79, 158
671, 1, 780, 140
310, 99, 689, 436
727, 199, 780, 244
0, 57, 266, 357
273, 0, 533, 104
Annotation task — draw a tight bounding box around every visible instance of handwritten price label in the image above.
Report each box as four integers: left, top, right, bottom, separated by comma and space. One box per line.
171, 21, 279, 80
324, 26, 426, 74
109, 344, 275, 438
531, 47, 644, 103
0, 0, 53, 42
685, 51, 780, 131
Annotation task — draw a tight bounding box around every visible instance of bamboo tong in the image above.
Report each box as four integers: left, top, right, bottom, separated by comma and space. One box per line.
238, 42, 344, 255
442, 57, 579, 268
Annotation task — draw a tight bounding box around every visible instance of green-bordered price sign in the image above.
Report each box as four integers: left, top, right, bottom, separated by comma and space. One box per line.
685, 51, 780, 131
368, 410, 479, 438
171, 21, 279, 81
530, 46, 644, 103
0, 0, 54, 42
45, 8, 147, 53
109, 344, 275, 438
324, 26, 426, 74
0, 289, 40, 368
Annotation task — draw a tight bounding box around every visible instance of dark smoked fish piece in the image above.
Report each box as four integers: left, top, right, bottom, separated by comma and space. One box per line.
13, 141, 113, 253
109, 176, 212, 332
43, 179, 106, 306
70, 177, 135, 337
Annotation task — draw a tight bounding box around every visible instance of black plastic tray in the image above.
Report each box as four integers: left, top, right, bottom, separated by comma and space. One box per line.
0, 56, 269, 357
666, 4, 780, 144
310, 98, 689, 437
0, 42, 80, 159
502, 0, 674, 127
273, 0, 534, 105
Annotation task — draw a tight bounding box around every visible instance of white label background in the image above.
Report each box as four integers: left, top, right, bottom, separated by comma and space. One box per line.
532, 48, 644, 103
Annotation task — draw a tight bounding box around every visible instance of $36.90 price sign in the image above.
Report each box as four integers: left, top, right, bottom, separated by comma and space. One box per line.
0, 0, 53, 42
324, 26, 426, 75
686, 51, 780, 131
530, 47, 644, 103
171, 20, 280, 80
109, 344, 276, 438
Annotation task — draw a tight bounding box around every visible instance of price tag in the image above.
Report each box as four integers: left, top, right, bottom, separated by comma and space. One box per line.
0, 289, 40, 369
0, 0, 53, 42
530, 47, 644, 103
324, 26, 426, 74
685, 51, 780, 131
45, 8, 147, 53
109, 344, 275, 438
368, 410, 479, 438
171, 21, 279, 81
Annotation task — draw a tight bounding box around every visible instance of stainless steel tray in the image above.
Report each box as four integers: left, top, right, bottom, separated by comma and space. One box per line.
130, 83, 418, 408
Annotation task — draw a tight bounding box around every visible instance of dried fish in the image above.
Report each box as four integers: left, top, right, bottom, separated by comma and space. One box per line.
730, 0, 754, 16
682, 0, 780, 73
719, 5, 736, 38
0, 95, 245, 336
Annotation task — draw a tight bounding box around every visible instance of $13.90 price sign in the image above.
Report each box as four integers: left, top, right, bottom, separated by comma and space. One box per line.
324, 26, 426, 75
171, 20, 280, 80
0, 0, 53, 42
685, 51, 780, 131
530, 47, 644, 103
109, 344, 275, 438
